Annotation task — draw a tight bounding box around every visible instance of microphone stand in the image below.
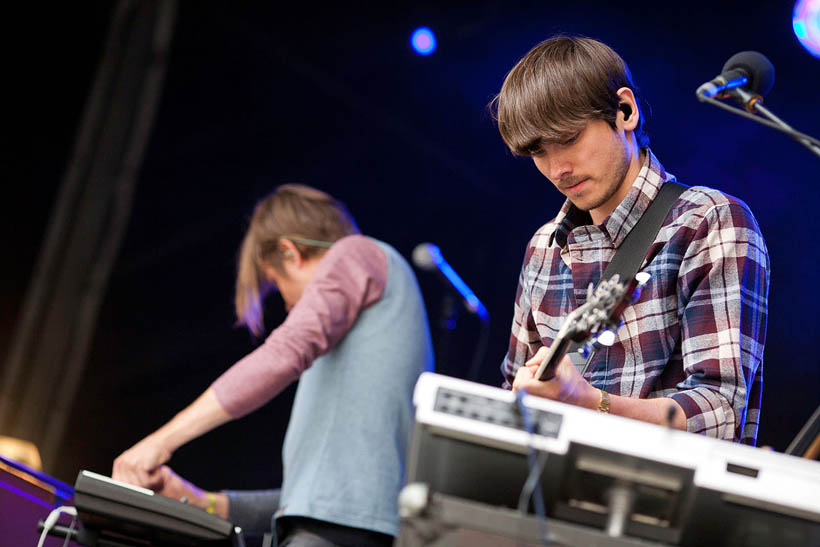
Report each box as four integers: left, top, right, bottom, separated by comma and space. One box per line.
437, 292, 457, 376
697, 88, 820, 159
437, 289, 491, 383
467, 312, 490, 383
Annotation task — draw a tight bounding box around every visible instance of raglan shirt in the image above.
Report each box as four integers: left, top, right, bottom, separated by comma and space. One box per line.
211, 235, 433, 536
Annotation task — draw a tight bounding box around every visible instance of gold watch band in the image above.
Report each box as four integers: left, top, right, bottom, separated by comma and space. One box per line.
597, 389, 611, 413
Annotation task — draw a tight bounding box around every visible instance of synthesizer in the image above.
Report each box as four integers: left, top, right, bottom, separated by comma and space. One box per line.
403, 372, 820, 547
72, 470, 244, 546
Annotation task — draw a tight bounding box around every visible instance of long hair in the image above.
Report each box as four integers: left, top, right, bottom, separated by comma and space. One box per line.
490, 35, 649, 156
235, 184, 359, 336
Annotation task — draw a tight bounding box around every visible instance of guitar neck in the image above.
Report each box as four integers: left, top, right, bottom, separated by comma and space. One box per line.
534, 336, 573, 381
528, 273, 647, 385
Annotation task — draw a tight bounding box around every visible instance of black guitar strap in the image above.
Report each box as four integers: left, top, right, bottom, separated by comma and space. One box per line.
599, 180, 687, 287
568, 181, 687, 357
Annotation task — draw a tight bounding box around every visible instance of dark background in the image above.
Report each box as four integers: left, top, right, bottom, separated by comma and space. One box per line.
4, 1, 819, 490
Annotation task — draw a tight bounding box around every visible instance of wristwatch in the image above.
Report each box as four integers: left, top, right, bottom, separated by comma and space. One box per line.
597, 389, 611, 413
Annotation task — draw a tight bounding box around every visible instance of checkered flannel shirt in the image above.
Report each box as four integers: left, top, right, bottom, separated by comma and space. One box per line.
501, 150, 769, 444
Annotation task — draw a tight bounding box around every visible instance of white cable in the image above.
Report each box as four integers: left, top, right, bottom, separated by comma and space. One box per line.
62, 512, 78, 547
37, 506, 77, 547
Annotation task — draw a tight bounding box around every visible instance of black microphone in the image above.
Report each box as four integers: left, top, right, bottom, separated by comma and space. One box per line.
696, 51, 775, 99
696, 51, 820, 159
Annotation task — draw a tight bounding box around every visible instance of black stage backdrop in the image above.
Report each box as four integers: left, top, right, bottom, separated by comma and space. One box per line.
4, 1, 819, 491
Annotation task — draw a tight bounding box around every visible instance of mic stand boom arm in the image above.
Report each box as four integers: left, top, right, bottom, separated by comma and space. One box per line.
696, 88, 820, 159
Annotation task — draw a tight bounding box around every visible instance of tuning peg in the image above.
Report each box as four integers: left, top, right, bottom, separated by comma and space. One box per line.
579, 341, 601, 359
580, 331, 614, 357
629, 272, 652, 303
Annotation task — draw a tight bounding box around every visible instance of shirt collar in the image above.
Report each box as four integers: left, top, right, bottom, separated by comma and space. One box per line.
549, 149, 675, 249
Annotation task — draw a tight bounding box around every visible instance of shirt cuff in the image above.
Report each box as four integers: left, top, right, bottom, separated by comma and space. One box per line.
667, 387, 737, 440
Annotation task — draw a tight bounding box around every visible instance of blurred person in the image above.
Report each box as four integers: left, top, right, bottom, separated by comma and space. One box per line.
113, 184, 434, 546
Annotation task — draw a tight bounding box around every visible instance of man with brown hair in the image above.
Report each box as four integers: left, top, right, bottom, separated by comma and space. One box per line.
113, 184, 434, 546
494, 36, 769, 444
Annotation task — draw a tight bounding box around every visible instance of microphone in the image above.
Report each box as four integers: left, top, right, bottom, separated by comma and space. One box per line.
696, 51, 775, 99
412, 243, 489, 322
695, 50, 820, 159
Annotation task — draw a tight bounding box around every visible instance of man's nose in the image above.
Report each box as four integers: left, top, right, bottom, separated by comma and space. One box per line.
546, 152, 573, 181
534, 152, 572, 182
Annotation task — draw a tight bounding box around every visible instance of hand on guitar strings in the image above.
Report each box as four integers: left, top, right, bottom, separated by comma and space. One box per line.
512, 346, 600, 410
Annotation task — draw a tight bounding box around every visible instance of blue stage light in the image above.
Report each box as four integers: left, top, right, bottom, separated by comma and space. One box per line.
411, 27, 437, 56
794, 0, 820, 58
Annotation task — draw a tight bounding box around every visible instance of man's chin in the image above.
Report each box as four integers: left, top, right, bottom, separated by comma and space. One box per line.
568, 196, 599, 212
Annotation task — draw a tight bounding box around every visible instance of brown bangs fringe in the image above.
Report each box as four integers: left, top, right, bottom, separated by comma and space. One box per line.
234, 184, 359, 337
491, 35, 648, 156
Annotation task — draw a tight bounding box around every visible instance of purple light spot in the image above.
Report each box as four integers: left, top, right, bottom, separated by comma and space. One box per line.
411, 27, 437, 56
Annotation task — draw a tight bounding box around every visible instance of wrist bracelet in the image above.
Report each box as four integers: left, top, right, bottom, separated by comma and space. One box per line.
205, 492, 217, 514
597, 389, 611, 413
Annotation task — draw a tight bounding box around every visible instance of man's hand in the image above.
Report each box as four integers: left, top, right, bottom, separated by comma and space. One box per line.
155, 466, 229, 518
153, 465, 204, 502
512, 346, 599, 409
513, 346, 688, 430
112, 434, 172, 490
112, 388, 233, 489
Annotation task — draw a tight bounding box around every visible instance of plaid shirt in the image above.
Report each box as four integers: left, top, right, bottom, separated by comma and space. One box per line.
501, 150, 769, 444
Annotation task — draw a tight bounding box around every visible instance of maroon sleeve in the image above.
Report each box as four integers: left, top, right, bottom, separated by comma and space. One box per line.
210, 235, 387, 418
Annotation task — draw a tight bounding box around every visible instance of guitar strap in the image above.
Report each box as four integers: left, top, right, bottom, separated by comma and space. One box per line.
599, 180, 688, 287
568, 180, 688, 358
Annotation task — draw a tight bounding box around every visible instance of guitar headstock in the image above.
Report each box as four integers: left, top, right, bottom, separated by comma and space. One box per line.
534, 271, 651, 382
569, 271, 652, 350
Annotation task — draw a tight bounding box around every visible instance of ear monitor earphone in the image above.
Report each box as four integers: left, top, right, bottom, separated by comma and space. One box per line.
619, 103, 633, 119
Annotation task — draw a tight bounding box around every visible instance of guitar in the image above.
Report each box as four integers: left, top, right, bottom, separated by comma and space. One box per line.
534, 272, 651, 381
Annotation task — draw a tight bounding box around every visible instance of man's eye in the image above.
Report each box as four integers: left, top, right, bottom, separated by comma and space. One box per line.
562, 134, 579, 145
525, 144, 544, 156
